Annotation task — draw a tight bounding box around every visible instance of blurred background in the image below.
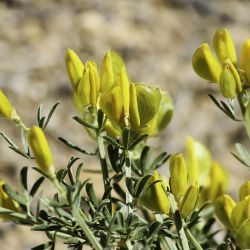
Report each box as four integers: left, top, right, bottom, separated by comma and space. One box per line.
0, 0, 250, 249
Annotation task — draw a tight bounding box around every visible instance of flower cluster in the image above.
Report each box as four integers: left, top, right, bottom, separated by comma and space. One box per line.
192, 28, 247, 98
138, 137, 228, 217
65, 50, 173, 139
215, 181, 250, 249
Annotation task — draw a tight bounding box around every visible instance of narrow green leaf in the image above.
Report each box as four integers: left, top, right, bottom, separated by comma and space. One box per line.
86, 183, 99, 208
32, 224, 61, 231
140, 146, 150, 174
122, 127, 130, 149
220, 101, 236, 120
9, 146, 30, 159
244, 101, 250, 140
0, 132, 17, 147
125, 178, 135, 197
149, 152, 170, 171
103, 136, 124, 149
174, 211, 182, 232
97, 109, 105, 129
148, 221, 161, 237
135, 175, 151, 198
113, 183, 126, 201
107, 145, 120, 173
234, 143, 250, 167
75, 163, 83, 183
31, 242, 52, 250
73, 116, 98, 129
58, 137, 96, 155
38, 117, 46, 129
20, 166, 28, 192
30, 177, 45, 197
43, 102, 61, 130
129, 134, 148, 151
32, 167, 50, 179
64, 237, 83, 244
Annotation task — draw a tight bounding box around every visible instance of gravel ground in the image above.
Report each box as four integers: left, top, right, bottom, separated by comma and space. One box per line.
0, 0, 250, 249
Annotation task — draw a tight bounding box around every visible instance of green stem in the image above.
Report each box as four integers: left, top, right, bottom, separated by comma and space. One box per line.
51, 176, 67, 201
12, 111, 29, 131
97, 133, 110, 189
0, 207, 36, 224
237, 92, 246, 117
72, 206, 102, 250
155, 214, 177, 250
125, 150, 132, 214
168, 193, 190, 250
185, 228, 203, 250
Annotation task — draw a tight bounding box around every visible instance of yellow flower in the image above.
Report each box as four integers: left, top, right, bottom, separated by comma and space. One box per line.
185, 136, 212, 186
100, 80, 161, 132
192, 43, 222, 83
0, 90, 15, 119
193, 29, 244, 98
235, 218, 250, 249
199, 161, 228, 204
135, 91, 173, 136
214, 194, 236, 231
100, 51, 125, 93
219, 59, 242, 99
213, 28, 237, 67
240, 39, 250, 85
231, 195, 250, 231
0, 179, 20, 219
179, 182, 199, 218
139, 171, 170, 214
169, 153, 187, 203
76, 61, 100, 108
28, 126, 55, 178
239, 180, 250, 201
65, 49, 84, 90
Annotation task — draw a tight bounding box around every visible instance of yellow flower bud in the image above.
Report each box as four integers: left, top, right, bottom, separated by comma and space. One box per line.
239, 181, 250, 201
213, 28, 237, 67
72, 91, 84, 113
0, 90, 15, 119
186, 137, 212, 186
134, 83, 161, 127
192, 43, 222, 83
169, 154, 187, 203
139, 171, 170, 214
65, 49, 84, 90
104, 120, 121, 139
111, 87, 123, 124
214, 194, 236, 231
204, 162, 228, 203
100, 51, 124, 93
231, 196, 250, 231
117, 67, 130, 122
129, 83, 140, 128
235, 218, 250, 249
153, 92, 173, 133
240, 39, 250, 85
219, 59, 242, 99
28, 126, 55, 178
179, 183, 199, 218
77, 61, 100, 108
135, 91, 173, 136
0, 179, 19, 219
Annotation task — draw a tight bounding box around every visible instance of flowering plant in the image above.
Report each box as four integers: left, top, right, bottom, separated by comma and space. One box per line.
0, 29, 249, 249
